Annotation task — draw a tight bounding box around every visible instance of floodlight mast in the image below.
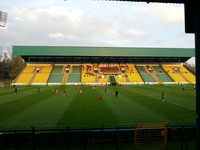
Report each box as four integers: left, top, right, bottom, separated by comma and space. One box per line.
0, 11, 8, 27
91, 0, 199, 149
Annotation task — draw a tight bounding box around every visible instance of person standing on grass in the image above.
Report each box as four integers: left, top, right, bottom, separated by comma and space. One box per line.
162, 92, 165, 101
56, 88, 59, 95
14, 85, 17, 95
80, 89, 83, 96
115, 90, 119, 98
63, 88, 66, 95
182, 85, 185, 91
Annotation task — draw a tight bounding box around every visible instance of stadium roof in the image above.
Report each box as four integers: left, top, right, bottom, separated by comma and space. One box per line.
13, 46, 194, 57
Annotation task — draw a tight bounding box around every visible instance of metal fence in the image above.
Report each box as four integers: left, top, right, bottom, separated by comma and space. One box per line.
0, 124, 196, 150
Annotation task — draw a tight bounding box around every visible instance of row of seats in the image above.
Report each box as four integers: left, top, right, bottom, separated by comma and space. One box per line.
162, 65, 195, 84
14, 64, 196, 85
127, 65, 143, 83
81, 64, 96, 84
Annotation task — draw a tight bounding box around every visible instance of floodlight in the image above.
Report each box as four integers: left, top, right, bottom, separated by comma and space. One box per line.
0, 11, 8, 27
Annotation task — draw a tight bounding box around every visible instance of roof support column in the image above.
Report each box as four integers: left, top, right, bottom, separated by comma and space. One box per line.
195, 5, 200, 150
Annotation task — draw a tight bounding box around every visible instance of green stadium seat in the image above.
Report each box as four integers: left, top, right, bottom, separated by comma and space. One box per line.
68, 73, 81, 83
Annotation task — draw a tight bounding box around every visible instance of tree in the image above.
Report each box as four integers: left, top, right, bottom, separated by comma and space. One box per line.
0, 46, 24, 81
0, 52, 11, 79
9, 56, 24, 80
0, 47, 3, 79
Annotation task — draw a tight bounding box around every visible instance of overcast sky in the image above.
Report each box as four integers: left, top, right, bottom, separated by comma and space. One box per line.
0, 0, 195, 64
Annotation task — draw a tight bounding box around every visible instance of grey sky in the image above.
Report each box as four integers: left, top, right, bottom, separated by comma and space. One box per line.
0, 0, 195, 64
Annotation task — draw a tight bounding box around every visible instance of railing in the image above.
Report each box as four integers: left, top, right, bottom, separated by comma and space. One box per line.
0, 124, 196, 150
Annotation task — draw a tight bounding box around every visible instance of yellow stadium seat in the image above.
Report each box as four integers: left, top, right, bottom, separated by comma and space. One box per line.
32, 73, 50, 83
127, 65, 143, 82
81, 64, 96, 83
98, 76, 108, 84
23, 66, 35, 73
116, 76, 127, 83
162, 65, 187, 83
179, 66, 195, 83
16, 73, 34, 84
40, 66, 53, 73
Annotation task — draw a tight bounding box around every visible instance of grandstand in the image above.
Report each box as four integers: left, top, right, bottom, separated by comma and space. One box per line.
12, 46, 195, 85
48, 65, 64, 85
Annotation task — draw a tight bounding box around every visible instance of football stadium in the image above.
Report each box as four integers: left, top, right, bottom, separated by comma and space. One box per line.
1, 0, 199, 149
0, 46, 196, 149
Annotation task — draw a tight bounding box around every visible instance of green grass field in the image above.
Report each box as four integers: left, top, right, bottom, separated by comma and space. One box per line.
0, 84, 196, 129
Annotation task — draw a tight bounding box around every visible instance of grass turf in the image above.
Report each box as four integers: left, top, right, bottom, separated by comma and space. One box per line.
0, 84, 196, 129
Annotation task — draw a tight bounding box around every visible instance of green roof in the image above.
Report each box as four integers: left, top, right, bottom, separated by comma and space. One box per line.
12, 46, 195, 57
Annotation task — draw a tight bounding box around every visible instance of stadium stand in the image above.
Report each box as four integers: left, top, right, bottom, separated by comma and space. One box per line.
81, 64, 96, 84
152, 66, 172, 83
82, 74, 96, 84
153, 66, 164, 73
15, 73, 34, 85
48, 74, 63, 84
52, 66, 63, 73
141, 73, 157, 82
127, 65, 144, 83
179, 66, 195, 84
100, 64, 119, 74
68, 73, 81, 83
98, 75, 108, 84
156, 74, 172, 82
72, 66, 81, 73
15, 64, 53, 85
137, 66, 146, 73
12, 46, 195, 85
23, 65, 35, 73
116, 65, 129, 84
15, 63, 195, 85
65, 65, 81, 84
31, 65, 52, 85
136, 65, 157, 83
32, 73, 50, 84
115, 74, 127, 84
15, 65, 35, 85
48, 66, 64, 85
40, 66, 52, 73
162, 65, 187, 83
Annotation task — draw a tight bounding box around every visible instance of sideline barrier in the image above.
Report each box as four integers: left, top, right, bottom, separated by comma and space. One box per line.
0, 124, 196, 150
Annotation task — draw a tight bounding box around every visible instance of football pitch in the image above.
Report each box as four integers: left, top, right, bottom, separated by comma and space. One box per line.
0, 84, 196, 129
